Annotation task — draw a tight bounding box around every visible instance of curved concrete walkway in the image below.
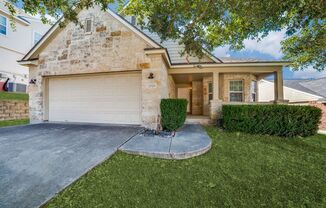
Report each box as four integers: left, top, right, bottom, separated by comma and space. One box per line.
119, 124, 212, 159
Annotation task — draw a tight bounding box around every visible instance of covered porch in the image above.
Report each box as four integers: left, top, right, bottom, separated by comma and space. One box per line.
168, 66, 286, 121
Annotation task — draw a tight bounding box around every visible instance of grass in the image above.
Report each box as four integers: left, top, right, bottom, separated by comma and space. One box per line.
0, 92, 29, 101
44, 126, 326, 208
0, 119, 29, 127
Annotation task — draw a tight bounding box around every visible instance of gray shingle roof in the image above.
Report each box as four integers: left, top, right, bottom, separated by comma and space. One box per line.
271, 78, 326, 98
300, 78, 326, 98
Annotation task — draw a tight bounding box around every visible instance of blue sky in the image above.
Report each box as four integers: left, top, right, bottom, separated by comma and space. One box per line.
213, 30, 325, 80
15, 1, 324, 80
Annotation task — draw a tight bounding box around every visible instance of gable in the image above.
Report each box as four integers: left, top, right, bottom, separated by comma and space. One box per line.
21, 7, 161, 61
35, 6, 157, 73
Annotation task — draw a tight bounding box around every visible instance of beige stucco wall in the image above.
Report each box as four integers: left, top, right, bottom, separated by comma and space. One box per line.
28, 7, 169, 129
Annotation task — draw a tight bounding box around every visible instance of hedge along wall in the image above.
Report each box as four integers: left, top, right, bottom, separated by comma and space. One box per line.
222, 104, 321, 137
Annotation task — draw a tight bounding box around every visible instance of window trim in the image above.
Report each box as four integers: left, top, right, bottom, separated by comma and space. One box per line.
208, 81, 213, 101
0, 15, 8, 36
250, 80, 257, 102
85, 18, 93, 34
229, 80, 244, 102
33, 31, 43, 45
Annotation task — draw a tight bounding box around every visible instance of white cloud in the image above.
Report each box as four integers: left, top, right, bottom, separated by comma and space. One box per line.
213, 30, 286, 59
291, 66, 326, 79
242, 30, 286, 59
213, 46, 230, 57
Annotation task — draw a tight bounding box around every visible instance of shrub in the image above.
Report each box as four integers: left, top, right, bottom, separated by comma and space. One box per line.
160, 99, 188, 131
222, 104, 321, 137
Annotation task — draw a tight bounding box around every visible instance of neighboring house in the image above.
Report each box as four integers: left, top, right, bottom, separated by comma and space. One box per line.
19, 6, 289, 129
0, 0, 49, 92
258, 78, 326, 102
259, 78, 326, 133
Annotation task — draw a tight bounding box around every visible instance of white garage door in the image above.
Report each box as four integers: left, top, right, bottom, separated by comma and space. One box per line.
48, 72, 141, 124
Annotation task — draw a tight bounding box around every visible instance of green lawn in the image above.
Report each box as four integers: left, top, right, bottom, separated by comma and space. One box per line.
0, 92, 29, 101
0, 119, 29, 127
44, 126, 326, 208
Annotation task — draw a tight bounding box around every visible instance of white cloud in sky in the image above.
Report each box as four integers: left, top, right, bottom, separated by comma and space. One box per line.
213, 30, 325, 79
290, 66, 326, 79
213, 46, 230, 57
241, 30, 286, 59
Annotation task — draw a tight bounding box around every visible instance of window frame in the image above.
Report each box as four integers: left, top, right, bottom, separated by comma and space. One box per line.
229, 80, 244, 102
208, 81, 213, 101
250, 80, 258, 102
0, 15, 8, 36
85, 18, 93, 34
33, 31, 42, 45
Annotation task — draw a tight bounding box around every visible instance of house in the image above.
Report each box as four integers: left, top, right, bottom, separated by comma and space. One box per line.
259, 78, 326, 133
18, 6, 289, 129
258, 78, 326, 103
0, 0, 49, 92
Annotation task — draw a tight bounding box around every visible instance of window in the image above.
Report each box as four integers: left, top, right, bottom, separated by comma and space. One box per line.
229, 80, 243, 102
250, 80, 257, 102
208, 82, 213, 101
33, 32, 42, 45
85, 19, 92, 33
0, 15, 7, 35
131, 16, 136, 25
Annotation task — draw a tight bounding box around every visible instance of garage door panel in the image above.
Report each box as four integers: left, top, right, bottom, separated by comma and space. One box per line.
48, 73, 141, 124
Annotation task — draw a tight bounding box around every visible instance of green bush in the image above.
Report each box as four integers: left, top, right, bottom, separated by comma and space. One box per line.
160, 99, 188, 131
222, 104, 321, 137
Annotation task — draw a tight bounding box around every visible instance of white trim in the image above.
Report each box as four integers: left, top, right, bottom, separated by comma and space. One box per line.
18, 59, 38, 66
261, 79, 323, 100
171, 62, 291, 68
0, 9, 30, 26
229, 80, 244, 102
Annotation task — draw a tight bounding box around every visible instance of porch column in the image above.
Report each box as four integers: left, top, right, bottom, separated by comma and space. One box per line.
274, 69, 284, 102
210, 72, 222, 120
213, 72, 219, 100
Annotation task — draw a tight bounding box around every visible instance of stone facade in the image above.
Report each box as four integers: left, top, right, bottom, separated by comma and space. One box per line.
28, 7, 168, 128
0, 100, 28, 121
220, 73, 257, 102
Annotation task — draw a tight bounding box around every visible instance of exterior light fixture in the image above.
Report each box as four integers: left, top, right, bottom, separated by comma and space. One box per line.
148, 72, 154, 79
29, 79, 37, 84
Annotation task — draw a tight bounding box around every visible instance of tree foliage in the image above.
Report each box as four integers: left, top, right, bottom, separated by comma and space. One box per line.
5, 0, 326, 71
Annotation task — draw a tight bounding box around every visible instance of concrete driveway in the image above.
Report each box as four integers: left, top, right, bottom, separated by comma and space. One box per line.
0, 123, 142, 208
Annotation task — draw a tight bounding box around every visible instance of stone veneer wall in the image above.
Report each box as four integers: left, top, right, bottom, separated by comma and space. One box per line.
168, 75, 176, 98
0, 100, 28, 121
221, 73, 257, 102
28, 6, 169, 129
